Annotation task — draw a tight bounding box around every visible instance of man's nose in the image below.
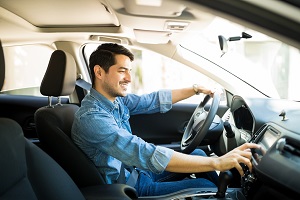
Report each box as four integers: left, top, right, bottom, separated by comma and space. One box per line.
125, 71, 131, 82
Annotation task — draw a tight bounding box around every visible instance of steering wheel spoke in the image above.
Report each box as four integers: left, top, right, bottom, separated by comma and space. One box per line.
182, 129, 198, 147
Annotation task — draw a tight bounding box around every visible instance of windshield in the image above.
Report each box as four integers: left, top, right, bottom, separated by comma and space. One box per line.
181, 17, 300, 101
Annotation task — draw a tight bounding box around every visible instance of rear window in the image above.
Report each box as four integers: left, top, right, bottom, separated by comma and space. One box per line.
1, 44, 54, 96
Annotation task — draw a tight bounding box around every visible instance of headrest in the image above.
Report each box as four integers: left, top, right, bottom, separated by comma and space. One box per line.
0, 40, 5, 91
40, 50, 76, 97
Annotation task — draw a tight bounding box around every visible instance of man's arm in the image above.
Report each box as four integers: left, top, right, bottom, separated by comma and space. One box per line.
165, 143, 260, 176
171, 84, 214, 104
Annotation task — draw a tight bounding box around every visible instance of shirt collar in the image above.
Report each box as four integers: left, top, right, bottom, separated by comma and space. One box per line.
90, 88, 119, 112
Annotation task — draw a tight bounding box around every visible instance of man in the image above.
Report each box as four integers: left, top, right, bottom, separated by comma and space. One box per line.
71, 43, 260, 196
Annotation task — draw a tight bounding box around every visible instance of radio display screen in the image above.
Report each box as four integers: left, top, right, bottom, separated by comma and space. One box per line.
252, 128, 279, 164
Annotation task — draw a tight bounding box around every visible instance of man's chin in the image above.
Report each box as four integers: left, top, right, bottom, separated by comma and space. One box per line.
118, 91, 128, 97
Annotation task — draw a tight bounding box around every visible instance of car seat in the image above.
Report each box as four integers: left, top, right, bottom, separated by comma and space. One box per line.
0, 117, 86, 200
0, 117, 138, 199
34, 50, 106, 187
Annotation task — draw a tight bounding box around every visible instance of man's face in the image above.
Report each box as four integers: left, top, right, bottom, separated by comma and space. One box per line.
97, 54, 132, 101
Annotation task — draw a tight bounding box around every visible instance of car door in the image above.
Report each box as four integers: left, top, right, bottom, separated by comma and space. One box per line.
0, 95, 70, 141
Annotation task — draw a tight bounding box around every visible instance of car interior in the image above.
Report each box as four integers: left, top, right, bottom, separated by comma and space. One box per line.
0, 0, 300, 200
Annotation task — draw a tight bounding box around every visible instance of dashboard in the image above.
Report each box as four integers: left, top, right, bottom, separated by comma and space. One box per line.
226, 95, 300, 199
242, 123, 300, 199
160, 94, 300, 199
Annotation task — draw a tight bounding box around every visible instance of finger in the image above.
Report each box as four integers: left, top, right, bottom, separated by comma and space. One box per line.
240, 156, 253, 172
238, 143, 261, 151
235, 162, 244, 176
238, 150, 252, 159
229, 148, 252, 159
243, 148, 251, 152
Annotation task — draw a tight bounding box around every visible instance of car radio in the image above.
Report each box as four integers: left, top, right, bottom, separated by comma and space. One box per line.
251, 126, 281, 165
241, 125, 281, 197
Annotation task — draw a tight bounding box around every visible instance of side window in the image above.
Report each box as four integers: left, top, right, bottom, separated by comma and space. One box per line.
1, 45, 54, 96
84, 44, 223, 104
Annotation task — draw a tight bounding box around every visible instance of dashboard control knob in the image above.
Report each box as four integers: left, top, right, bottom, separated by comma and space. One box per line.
247, 173, 256, 183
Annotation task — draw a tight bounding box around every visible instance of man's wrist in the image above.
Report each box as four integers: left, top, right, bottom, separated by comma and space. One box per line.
193, 84, 200, 95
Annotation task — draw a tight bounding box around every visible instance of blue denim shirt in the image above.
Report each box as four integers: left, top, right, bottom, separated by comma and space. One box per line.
71, 88, 174, 184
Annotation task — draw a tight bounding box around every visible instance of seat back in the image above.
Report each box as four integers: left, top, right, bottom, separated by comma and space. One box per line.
34, 50, 105, 188
0, 118, 86, 200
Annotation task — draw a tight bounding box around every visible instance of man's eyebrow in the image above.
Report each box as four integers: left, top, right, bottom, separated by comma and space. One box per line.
119, 66, 132, 71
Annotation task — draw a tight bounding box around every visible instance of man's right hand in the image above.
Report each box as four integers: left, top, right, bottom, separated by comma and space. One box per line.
214, 143, 261, 176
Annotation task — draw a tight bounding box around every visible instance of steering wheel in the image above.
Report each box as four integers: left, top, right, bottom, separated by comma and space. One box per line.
181, 91, 221, 154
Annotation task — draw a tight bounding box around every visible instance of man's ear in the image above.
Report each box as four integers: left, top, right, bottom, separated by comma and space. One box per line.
94, 65, 102, 78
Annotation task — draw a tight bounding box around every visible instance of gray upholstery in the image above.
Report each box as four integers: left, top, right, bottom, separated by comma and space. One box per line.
35, 50, 105, 188
0, 118, 85, 200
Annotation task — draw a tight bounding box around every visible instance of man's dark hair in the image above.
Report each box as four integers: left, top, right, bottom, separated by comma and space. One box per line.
89, 43, 134, 86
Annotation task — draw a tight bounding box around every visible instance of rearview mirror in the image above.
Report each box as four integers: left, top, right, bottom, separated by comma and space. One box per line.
218, 32, 252, 57
218, 35, 228, 57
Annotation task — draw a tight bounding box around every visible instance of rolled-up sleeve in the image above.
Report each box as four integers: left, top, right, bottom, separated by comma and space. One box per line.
148, 146, 174, 173
158, 89, 172, 113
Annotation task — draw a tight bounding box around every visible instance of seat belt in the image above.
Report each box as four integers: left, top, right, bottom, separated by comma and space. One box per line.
118, 164, 139, 187
117, 163, 126, 183
76, 78, 91, 91
126, 167, 139, 187
75, 78, 91, 104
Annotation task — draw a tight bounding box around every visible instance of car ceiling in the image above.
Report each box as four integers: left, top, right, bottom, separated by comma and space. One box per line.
0, 0, 299, 49
0, 0, 119, 27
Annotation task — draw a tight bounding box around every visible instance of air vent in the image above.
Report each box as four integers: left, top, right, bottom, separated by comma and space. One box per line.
276, 137, 300, 156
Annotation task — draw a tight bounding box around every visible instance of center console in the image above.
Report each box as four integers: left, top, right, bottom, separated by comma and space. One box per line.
241, 125, 281, 197
241, 123, 300, 199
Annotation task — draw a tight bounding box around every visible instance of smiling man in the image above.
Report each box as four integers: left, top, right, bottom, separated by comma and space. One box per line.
71, 43, 260, 197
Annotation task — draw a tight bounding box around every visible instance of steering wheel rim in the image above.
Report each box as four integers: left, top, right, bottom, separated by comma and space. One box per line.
181, 91, 221, 154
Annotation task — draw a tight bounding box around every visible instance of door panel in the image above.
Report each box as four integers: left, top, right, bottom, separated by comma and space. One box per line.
0, 95, 69, 140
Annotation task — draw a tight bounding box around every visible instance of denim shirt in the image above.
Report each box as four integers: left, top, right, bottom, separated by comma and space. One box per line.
71, 88, 174, 184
